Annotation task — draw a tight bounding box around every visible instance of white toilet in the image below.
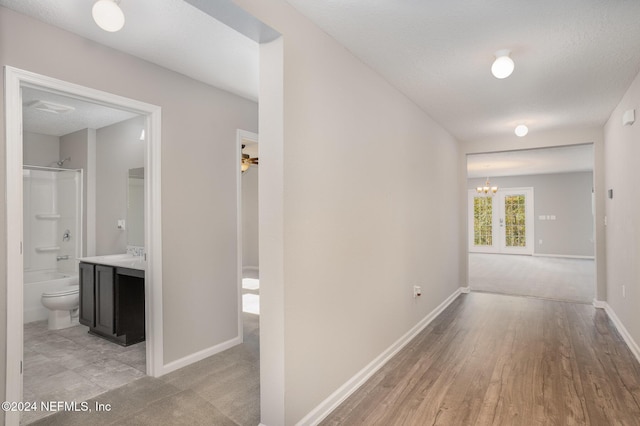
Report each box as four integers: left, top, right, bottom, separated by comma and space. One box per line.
41, 285, 80, 330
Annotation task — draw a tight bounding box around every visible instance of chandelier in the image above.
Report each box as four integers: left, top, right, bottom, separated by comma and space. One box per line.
476, 178, 498, 195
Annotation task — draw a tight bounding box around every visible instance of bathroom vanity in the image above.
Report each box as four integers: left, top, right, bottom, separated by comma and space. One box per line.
78, 254, 145, 346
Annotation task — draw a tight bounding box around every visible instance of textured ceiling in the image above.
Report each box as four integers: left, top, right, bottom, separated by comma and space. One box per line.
22, 87, 139, 136
4, 0, 640, 160
0, 0, 259, 101
285, 0, 640, 141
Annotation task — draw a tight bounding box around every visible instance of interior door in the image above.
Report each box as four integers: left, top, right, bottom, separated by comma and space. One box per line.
469, 188, 534, 255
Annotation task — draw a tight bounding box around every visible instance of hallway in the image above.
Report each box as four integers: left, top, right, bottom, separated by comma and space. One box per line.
323, 292, 640, 425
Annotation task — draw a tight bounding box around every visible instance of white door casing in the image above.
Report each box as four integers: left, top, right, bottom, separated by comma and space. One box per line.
4, 66, 164, 426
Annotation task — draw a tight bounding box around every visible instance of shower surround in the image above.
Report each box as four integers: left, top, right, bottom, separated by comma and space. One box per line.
23, 166, 82, 323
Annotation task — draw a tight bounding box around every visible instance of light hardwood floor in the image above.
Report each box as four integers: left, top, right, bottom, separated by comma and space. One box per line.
322, 292, 640, 425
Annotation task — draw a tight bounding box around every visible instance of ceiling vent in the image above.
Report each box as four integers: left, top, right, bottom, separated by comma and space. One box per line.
28, 100, 75, 115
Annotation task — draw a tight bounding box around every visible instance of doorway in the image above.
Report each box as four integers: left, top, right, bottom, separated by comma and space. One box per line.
4, 67, 163, 425
237, 130, 259, 323
466, 144, 596, 303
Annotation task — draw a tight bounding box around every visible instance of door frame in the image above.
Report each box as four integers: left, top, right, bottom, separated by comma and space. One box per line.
468, 187, 534, 255
4, 66, 164, 424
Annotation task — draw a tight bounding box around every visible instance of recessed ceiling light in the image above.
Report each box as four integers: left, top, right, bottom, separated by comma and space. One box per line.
92, 0, 125, 32
515, 124, 529, 137
491, 49, 514, 79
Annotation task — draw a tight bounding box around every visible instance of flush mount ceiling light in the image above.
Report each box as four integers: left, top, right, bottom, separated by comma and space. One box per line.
514, 124, 529, 137
491, 49, 515, 79
92, 0, 125, 32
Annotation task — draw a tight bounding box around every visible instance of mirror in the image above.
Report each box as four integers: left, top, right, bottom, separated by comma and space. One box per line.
127, 167, 144, 247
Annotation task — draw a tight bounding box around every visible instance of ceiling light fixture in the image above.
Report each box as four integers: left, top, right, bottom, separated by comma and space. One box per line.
92, 0, 125, 32
514, 124, 529, 137
491, 49, 514, 79
241, 145, 258, 173
476, 177, 498, 195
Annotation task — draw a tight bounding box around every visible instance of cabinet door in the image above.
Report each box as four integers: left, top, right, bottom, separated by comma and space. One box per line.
94, 265, 115, 335
78, 263, 95, 327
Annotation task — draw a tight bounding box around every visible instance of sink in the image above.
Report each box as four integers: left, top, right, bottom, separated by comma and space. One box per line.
109, 258, 146, 270
91, 253, 136, 261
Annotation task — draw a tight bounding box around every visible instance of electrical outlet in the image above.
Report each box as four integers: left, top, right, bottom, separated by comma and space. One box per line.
622, 285, 626, 298
413, 285, 422, 298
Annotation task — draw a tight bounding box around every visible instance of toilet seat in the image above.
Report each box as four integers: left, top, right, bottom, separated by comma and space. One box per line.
42, 285, 79, 298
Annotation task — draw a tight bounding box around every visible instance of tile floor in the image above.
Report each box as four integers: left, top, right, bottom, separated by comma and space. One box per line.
28, 274, 260, 425
22, 321, 146, 424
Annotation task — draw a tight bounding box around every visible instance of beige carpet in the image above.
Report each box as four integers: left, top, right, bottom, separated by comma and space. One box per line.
469, 253, 595, 303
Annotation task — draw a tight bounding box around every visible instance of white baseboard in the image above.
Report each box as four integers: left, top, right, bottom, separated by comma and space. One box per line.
160, 335, 242, 376
601, 302, 640, 365
461, 286, 471, 294
592, 299, 607, 309
296, 287, 465, 426
532, 253, 595, 260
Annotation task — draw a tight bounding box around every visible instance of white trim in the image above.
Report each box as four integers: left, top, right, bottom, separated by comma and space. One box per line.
161, 336, 243, 375
296, 287, 465, 426
533, 253, 595, 260
236, 129, 258, 342
243, 265, 260, 273
592, 299, 607, 309
4, 67, 164, 426
4, 65, 24, 426
601, 302, 640, 365
461, 286, 471, 294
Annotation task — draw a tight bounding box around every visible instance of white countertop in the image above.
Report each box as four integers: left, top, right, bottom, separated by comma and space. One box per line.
78, 253, 146, 271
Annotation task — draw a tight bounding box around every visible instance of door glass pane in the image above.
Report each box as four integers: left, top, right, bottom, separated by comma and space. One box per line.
473, 196, 493, 246
504, 194, 526, 247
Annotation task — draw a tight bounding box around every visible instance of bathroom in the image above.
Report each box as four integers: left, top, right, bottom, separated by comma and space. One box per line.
21, 87, 147, 424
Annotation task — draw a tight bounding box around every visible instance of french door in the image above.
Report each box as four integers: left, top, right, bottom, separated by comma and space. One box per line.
468, 188, 534, 255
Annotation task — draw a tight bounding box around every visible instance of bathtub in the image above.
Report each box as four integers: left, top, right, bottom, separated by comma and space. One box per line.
24, 270, 79, 324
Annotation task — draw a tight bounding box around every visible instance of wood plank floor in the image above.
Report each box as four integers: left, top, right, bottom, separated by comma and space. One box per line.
322, 292, 640, 426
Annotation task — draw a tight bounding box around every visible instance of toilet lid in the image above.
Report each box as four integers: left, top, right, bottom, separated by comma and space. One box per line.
42, 285, 79, 298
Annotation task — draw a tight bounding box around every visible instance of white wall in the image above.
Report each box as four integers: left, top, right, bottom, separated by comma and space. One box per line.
0, 5, 258, 394
23, 132, 59, 166
603, 68, 640, 352
237, 1, 462, 424
95, 116, 145, 255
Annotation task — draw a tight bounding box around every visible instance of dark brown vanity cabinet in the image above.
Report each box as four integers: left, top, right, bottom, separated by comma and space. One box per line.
79, 262, 145, 346
79, 262, 95, 327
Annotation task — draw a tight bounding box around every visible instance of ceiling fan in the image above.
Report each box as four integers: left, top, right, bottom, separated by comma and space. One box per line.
241, 144, 258, 173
